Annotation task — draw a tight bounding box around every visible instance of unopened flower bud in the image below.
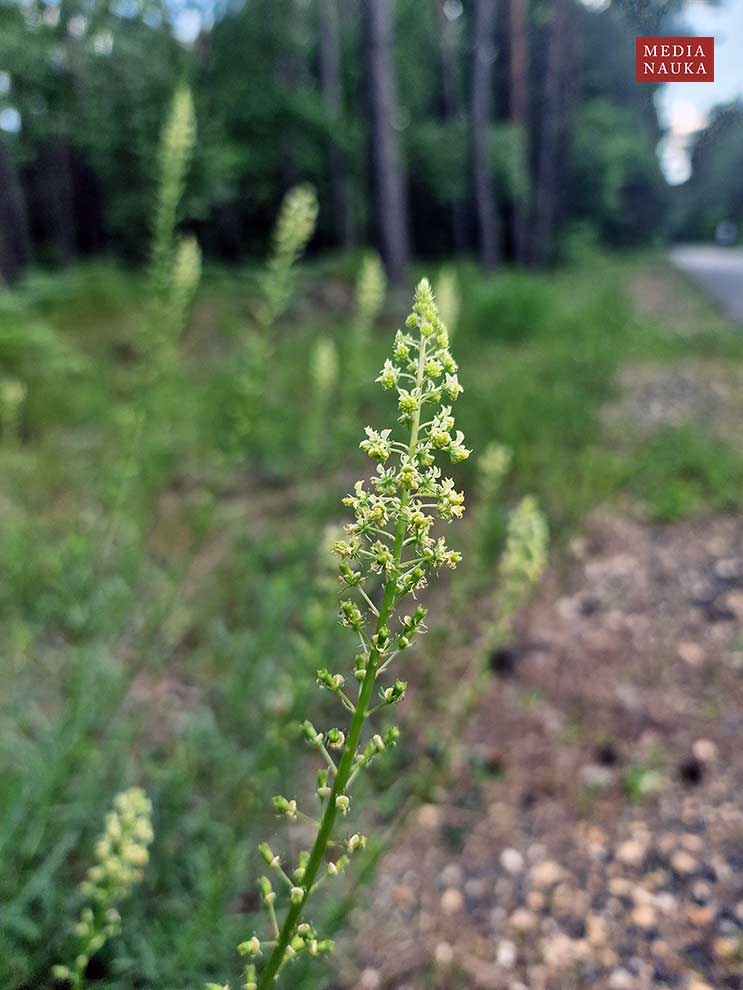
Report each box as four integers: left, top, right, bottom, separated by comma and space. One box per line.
238, 936, 261, 958
326, 728, 345, 749
347, 833, 367, 852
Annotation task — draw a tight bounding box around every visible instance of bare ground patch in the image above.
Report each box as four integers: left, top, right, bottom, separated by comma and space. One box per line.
342, 510, 743, 990
604, 359, 743, 451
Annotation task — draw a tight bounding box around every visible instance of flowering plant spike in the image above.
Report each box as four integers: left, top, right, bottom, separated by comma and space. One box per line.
53, 788, 153, 989
214, 279, 469, 989
257, 184, 319, 333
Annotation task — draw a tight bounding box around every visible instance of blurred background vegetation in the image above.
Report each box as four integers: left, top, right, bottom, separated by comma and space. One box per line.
1, 0, 743, 988
1, 0, 730, 282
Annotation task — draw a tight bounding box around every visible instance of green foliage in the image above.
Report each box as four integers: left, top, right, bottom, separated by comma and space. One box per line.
214, 184, 318, 462
2, 248, 742, 988
0, 292, 85, 431
630, 427, 743, 522
0, 0, 186, 257
0, 649, 134, 990
0, 0, 671, 269
406, 120, 467, 207
672, 102, 743, 241
489, 122, 530, 207
0, 519, 137, 639
624, 765, 664, 802
569, 99, 668, 247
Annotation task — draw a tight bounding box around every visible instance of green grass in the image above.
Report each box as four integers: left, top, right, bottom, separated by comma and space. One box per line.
2, 250, 743, 988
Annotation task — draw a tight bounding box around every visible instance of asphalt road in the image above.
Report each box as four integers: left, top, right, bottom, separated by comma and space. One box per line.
670, 245, 743, 324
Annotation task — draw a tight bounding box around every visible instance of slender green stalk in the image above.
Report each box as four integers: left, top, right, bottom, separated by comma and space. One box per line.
318, 496, 548, 949
220, 279, 469, 990
256, 335, 427, 989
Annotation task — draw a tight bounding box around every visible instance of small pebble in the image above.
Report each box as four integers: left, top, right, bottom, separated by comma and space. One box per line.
417, 804, 442, 828
526, 890, 546, 910
530, 860, 564, 890
713, 935, 739, 962
688, 904, 715, 927
440, 887, 464, 914
678, 641, 705, 666
541, 934, 588, 970
692, 738, 718, 763
509, 908, 538, 932
609, 877, 634, 897
670, 850, 697, 876
587, 913, 608, 946
496, 940, 517, 969
465, 877, 486, 900
500, 848, 525, 875
434, 941, 454, 966
681, 833, 704, 853
579, 764, 613, 790
441, 863, 463, 886
617, 839, 647, 868
631, 903, 657, 930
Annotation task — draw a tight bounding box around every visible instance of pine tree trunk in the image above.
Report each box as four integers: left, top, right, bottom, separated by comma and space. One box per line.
437, 0, 467, 254
361, 0, 410, 286
531, 0, 567, 267
35, 143, 77, 265
470, 0, 499, 269
509, 0, 529, 264
318, 0, 354, 248
277, 0, 311, 190
0, 140, 32, 285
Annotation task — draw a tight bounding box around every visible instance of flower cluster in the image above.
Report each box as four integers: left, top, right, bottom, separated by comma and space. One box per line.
436, 265, 461, 337
141, 84, 201, 388
499, 495, 549, 595
259, 184, 319, 333
215, 279, 469, 990
344, 253, 387, 420
478, 442, 512, 500
271, 184, 319, 272
355, 253, 386, 330
53, 788, 153, 988
310, 337, 338, 397
227, 185, 318, 454
170, 234, 202, 342
150, 85, 196, 306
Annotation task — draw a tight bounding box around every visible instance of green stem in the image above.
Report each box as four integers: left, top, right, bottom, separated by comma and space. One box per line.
255, 339, 427, 988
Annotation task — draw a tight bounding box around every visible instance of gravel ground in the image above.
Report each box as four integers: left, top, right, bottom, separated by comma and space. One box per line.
604, 360, 743, 449
342, 510, 743, 990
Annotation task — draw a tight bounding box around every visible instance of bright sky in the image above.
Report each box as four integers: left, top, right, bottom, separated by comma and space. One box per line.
656, 0, 743, 183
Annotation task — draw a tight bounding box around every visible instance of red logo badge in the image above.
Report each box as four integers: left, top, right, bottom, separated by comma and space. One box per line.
635, 36, 714, 82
